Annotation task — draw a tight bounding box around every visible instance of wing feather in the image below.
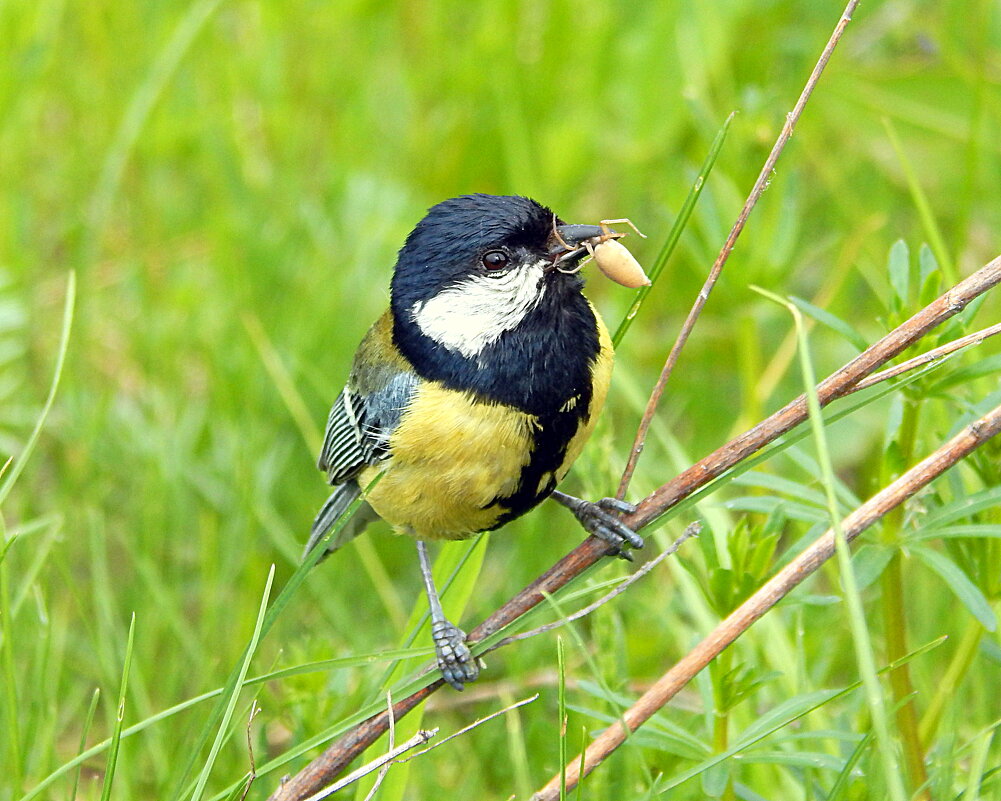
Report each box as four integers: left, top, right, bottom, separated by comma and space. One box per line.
317, 373, 418, 486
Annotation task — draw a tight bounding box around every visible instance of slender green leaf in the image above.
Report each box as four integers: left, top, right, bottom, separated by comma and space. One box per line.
911, 546, 997, 631
100, 614, 136, 801
190, 565, 275, 801
613, 112, 734, 346
789, 296, 870, 351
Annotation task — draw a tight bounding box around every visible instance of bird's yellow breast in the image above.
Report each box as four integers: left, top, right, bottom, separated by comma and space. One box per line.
361, 308, 613, 540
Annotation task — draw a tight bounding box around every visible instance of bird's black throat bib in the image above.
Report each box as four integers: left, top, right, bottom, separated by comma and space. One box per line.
392, 276, 601, 417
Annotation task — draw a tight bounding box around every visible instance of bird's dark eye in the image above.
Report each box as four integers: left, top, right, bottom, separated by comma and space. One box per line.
482, 250, 510, 271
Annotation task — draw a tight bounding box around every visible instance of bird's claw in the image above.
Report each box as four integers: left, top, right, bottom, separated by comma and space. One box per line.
568, 495, 644, 559
431, 620, 478, 691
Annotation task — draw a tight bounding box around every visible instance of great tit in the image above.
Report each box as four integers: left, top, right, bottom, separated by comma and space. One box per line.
306, 193, 643, 690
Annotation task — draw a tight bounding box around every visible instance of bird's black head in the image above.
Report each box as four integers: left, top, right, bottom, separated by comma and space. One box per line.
390, 194, 600, 361
388, 193, 606, 416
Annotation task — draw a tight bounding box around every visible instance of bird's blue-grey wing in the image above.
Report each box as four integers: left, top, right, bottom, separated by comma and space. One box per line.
317, 371, 418, 484
307, 371, 418, 558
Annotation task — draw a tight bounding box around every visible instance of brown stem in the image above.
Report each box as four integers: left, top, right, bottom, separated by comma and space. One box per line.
532, 401, 1001, 800
616, 0, 863, 500
630, 255, 1001, 531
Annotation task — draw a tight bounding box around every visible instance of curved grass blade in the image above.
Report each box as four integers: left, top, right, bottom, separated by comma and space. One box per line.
753, 286, 907, 801
0, 271, 75, 507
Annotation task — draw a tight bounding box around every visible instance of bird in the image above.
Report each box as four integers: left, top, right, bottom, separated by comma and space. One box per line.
306, 193, 644, 690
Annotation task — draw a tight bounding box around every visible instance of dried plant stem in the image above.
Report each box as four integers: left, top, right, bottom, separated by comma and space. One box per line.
532, 401, 1001, 801
265, 254, 1001, 801
616, 0, 862, 499
298, 728, 437, 801
630, 255, 1001, 531
852, 321, 1001, 392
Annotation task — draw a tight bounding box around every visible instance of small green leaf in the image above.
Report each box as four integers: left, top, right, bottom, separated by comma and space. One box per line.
852, 544, 895, 589
887, 240, 910, 313
911, 546, 997, 631
789, 296, 869, 351
921, 486, 1001, 529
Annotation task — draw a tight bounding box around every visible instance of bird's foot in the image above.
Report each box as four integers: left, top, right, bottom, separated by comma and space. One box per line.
555, 492, 644, 560
431, 619, 478, 691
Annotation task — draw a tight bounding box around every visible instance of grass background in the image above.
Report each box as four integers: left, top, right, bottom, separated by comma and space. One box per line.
2, 0, 1000, 799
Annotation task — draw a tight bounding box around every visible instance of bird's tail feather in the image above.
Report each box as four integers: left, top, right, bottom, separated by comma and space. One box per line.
303, 480, 378, 561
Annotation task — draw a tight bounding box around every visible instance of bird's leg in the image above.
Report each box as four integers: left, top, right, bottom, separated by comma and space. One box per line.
416, 540, 479, 691
550, 490, 645, 560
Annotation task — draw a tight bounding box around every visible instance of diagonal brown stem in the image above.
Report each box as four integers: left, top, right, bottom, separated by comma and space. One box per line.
616, 0, 863, 500
532, 401, 1001, 800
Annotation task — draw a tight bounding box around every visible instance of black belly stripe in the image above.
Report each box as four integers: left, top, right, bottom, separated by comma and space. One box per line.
485, 400, 591, 529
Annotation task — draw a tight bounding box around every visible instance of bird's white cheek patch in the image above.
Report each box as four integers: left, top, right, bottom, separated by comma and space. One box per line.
411, 261, 548, 357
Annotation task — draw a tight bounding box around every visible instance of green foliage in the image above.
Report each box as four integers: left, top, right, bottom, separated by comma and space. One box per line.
2, 1, 1001, 800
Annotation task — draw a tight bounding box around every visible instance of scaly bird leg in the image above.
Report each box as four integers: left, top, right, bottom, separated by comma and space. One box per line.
416, 540, 479, 691
550, 491, 645, 560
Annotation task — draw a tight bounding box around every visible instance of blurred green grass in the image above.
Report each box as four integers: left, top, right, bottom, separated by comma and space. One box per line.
2, 0, 1000, 799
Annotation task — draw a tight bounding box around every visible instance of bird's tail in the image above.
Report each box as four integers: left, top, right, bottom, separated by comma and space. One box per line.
303, 480, 379, 561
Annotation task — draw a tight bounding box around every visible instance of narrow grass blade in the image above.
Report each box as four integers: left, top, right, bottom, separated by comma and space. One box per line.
0, 271, 75, 507
20, 643, 428, 801
961, 729, 994, 801
824, 729, 873, 801
69, 688, 102, 801
243, 313, 322, 453
657, 638, 943, 794
168, 483, 371, 800
613, 112, 734, 347
189, 564, 275, 801
752, 285, 907, 801
87, 0, 225, 237
882, 118, 957, 284
558, 636, 567, 801
100, 613, 136, 801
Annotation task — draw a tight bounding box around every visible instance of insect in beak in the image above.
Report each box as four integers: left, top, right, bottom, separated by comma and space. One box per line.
547, 216, 651, 287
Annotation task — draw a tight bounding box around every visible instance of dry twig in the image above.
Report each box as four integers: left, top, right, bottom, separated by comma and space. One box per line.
616, 0, 863, 499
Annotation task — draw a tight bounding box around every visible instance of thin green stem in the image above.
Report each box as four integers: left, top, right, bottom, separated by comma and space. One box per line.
882, 553, 929, 798
710, 649, 736, 801
919, 620, 984, 744
753, 287, 908, 801
879, 397, 930, 798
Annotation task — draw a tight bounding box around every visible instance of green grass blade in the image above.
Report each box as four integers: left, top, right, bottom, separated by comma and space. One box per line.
168, 483, 371, 800
558, 636, 567, 801
69, 688, 102, 801
86, 0, 225, 238
962, 729, 994, 801
824, 729, 873, 801
657, 638, 944, 794
20, 643, 428, 801
100, 613, 136, 801
882, 118, 957, 285
753, 286, 907, 801
0, 271, 75, 507
613, 112, 734, 347
189, 564, 275, 801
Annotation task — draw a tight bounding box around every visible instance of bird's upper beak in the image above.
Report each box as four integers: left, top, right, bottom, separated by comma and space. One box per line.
548, 224, 605, 256
547, 224, 608, 270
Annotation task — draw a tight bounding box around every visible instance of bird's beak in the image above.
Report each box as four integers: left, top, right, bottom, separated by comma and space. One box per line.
549, 224, 606, 257
547, 224, 610, 271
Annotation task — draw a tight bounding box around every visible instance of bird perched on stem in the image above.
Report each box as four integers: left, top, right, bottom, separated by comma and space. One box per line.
306, 193, 643, 690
